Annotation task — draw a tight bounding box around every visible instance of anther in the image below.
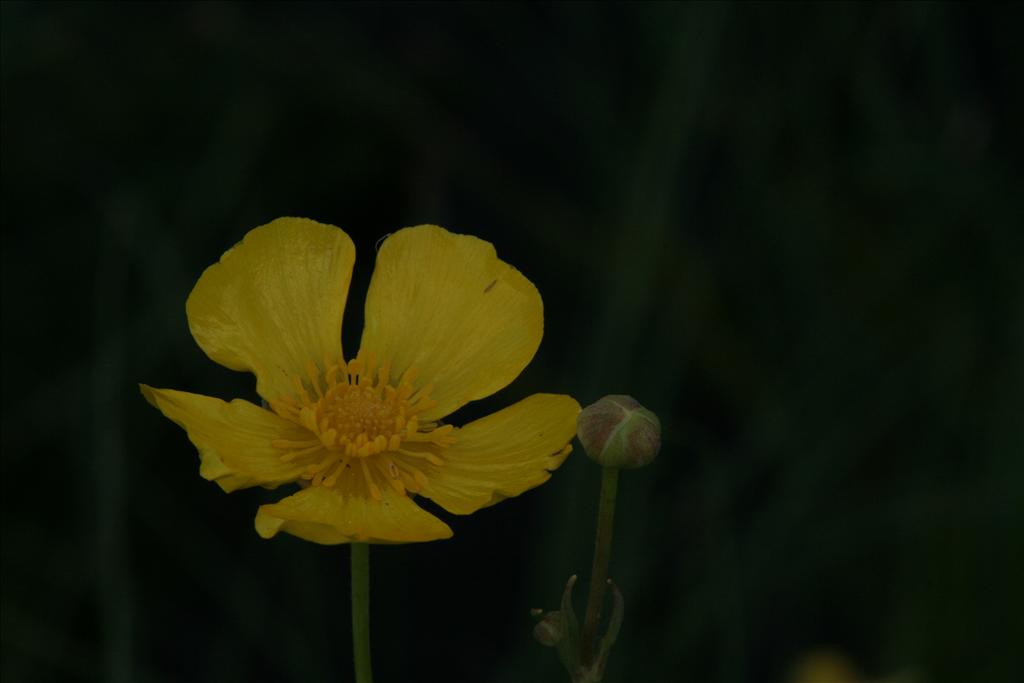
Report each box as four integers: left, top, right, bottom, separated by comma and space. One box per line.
270, 355, 454, 497
321, 457, 350, 488
398, 448, 444, 466
348, 358, 363, 385
306, 362, 324, 399
271, 438, 319, 449
399, 366, 419, 386
360, 459, 382, 500
279, 444, 323, 463
292, 376, 312, 404
319, 429, 338, 447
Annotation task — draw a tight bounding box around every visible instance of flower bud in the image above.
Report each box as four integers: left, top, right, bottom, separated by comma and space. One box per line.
576, 395, 660, 469
532, 610, 563, 647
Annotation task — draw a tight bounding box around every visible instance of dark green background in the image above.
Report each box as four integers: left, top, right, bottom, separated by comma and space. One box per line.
2, 3, 1021, 682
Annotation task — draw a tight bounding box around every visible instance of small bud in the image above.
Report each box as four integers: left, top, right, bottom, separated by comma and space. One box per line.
532, 611, 563, 647
532, 575, 583, 675
576, 395, 660, 469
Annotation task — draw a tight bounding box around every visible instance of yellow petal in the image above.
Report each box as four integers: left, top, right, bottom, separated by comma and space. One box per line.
415, 393, 580, 515
360, 226, 543, 421
186, 217, 356, 403
254, 485, 453, 545
140, 385, 311, 492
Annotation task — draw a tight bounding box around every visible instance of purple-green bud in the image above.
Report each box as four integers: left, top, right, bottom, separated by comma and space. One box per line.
576, 395, 661, 469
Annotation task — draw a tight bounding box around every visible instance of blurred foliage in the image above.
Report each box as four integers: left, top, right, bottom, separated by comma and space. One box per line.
2, 2, 1022, 682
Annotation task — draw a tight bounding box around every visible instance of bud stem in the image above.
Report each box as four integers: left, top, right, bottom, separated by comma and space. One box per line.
351, 543, 374, 683
581, 466, 620, 666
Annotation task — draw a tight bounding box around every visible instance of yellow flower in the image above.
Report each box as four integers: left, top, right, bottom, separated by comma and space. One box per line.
141, 218, 579, 544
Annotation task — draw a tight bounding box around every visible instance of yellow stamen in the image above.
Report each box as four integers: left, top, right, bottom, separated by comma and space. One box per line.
278, 444, 323, 463
269, 352, 454, 498
397, 448, 444, 466
322, 457, 349, 488
319, 429, 338, 448
292, 376, 312, 405
360, 459, 382, 500
376, 360, 391, 398
306, 362, 324, 399
395, 459, 431, 491
271, 438, 319, 449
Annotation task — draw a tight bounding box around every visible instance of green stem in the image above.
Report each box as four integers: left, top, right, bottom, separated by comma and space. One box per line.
350, 543, 374, 683
580, 466, 620, 666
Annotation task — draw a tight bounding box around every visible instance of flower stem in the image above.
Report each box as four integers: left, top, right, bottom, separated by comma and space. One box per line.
350, 543, 374, 683
581, 466, 620, 666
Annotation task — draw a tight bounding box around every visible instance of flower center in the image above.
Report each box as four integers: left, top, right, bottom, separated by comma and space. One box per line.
269, 353, 454, 497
